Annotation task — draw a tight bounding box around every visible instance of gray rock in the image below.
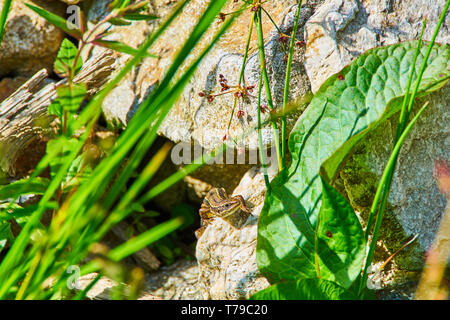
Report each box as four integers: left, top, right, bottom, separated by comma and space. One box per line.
144, 259, 203, 300
304, 0, 449, 92
0, 0, 65, 77
99, 0, 315, 151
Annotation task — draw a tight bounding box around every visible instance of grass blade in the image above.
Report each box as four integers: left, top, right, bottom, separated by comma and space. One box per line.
0, 0, 12, 44
24, 3, 82, 39
281, 0, 303, 168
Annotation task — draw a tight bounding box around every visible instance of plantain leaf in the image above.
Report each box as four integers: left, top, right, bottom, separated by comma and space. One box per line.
250, 278, 357, 300
315, 177, 365, 288
257, 41, 450, 285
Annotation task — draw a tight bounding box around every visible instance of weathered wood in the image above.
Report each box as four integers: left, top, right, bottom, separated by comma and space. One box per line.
0, 50, 115, 176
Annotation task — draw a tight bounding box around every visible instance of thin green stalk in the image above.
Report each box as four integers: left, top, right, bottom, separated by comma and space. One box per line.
358, 101, 430, 295
281, 0, 303, 169
238, 14, 254, 85
257, 72, 270, 189
364, 22, 426, 241
72, 273, 102, 300
395, 20, 426, 139
254, 7, 282, 172
0, 0, 12, 44
261, 6, 287, 53
227, 11, 255, 133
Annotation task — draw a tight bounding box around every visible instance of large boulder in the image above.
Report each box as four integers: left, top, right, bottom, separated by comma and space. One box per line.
98, 0, 315, 150
0, 0, 65, 78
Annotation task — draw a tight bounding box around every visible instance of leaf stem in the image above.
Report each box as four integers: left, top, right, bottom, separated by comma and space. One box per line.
282, 0, 303, 169
257, 71, 270, 190
254, 7, 282, 172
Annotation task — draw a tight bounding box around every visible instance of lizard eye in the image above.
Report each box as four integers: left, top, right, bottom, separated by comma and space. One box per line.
225, 203, 230, 207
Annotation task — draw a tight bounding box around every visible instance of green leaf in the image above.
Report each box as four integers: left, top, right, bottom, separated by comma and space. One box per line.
0, 202, 59, 224
93, 39, 158, 58
250, 278, 357, 300
0, 0, 13, 44
0, 177, 50, 200
54, 39, 83, 76
0, 222, 12, 253
46, 137, 79, 179
257, 41, 449, 284
24, 4, 82, 39
108, 17, 132, 26
123, 13, 158, 21
315, 177, 365, 288
48, 99, 63, 117
56, 83, 87, 113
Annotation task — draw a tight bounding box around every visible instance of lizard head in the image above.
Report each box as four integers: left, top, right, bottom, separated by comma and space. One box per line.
216, 195, 250, 218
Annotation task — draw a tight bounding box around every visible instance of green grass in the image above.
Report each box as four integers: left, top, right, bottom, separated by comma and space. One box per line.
0, 0, 235, 299
0, 0, 12, 44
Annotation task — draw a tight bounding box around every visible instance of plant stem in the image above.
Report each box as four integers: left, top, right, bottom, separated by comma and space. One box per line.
358, 101, 430, 296
257, 72, 270, 190
281, 0, 303, 169
227, 13, 254, 132
254, 7, 282, 172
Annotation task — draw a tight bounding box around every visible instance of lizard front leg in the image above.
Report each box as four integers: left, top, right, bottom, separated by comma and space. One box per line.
196, 205, 213, 238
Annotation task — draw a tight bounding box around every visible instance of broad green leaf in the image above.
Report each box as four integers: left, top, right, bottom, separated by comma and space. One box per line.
93, 39, 158, 58
257, 41, 449, 284
54, 39, 83, 76
61, 154, 92, 193
250, 278, 357, 300
56, 83, 87, 113
315, 177, 365, 288
24, 4, 82, 39
0, 177, 50, 200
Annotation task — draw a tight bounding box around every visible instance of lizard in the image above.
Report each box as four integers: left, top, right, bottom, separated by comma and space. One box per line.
195, 187, 251, 239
